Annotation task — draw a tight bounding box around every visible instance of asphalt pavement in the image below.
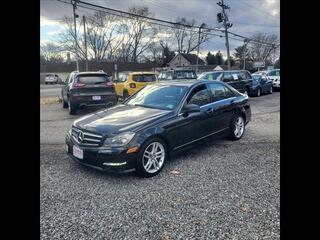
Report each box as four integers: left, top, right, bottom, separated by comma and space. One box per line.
40, 92, 280, 239
40, 84, 63, 98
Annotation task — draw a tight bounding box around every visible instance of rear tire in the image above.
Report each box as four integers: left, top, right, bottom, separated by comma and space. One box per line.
136, 137, 167, 178
68, 98, 77, 115
228, 114, 245, 140
62, 99, 68, 108
123, 91, 129, 100
268, 86, 273, 94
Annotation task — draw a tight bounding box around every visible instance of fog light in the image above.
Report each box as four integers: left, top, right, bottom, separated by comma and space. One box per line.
103, 162, 126, 166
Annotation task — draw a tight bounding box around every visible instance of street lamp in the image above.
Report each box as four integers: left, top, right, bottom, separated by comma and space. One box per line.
196, 23, 206, 74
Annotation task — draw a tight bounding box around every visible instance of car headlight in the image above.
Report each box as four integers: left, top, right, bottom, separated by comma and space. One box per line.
104, 132, 135, 147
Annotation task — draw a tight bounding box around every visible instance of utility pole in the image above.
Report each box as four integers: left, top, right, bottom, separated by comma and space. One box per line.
243, 39, 249, 70
196, 23, 206, 74
83, 15, 88, 71
72, 0, 79, 71
217, 0, 232, 70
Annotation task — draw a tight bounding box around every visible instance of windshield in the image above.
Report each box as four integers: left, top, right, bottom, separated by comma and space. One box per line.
132, 74, 156, 82
175, 70, 197, 79
125, 85, 188, 110
77, 74, 110, 84
252, 74, 262, 81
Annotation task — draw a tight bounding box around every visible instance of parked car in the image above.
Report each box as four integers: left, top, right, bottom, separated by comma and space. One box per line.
65, 80, 251, 177
114, 72, 157, 100
45, 73, 60, 84
251, 74, 273, 96
158, 68, 197, 81
266, 69, 280, 90
61, 71, 117, 115
197, 70, 253, 96
253, 70, 268, 76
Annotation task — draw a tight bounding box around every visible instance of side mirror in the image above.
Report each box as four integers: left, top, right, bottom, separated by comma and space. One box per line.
181, 104, 200, 117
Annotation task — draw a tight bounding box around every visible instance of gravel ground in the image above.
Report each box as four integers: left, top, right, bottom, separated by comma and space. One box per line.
40, 92, 280, 240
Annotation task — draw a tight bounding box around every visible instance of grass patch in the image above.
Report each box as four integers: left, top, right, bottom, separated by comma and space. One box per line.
40, 97, 60, 105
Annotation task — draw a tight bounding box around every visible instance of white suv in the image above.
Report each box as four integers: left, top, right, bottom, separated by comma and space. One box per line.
266, 69, 280, 90
45, 73, 59, 84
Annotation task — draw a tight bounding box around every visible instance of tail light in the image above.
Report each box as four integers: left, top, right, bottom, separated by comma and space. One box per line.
129, 83, 136, 88
74, 83, 86, 88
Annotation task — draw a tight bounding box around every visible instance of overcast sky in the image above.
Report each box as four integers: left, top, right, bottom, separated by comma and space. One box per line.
40, 0, 280, 58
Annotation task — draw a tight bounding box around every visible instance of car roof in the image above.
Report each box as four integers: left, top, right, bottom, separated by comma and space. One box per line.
154, 80, 220, 87
129, 71, 156, 75
76, 71, 108, 76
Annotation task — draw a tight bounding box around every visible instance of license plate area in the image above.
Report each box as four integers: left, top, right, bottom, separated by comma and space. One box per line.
92, 96, 101, 100
73, 145, 83, 159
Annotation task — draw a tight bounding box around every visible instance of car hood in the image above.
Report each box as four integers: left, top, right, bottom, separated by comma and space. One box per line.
73, 104, 172, 135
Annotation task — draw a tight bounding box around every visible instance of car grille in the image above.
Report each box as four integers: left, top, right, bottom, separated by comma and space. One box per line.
71, 126, 103, 147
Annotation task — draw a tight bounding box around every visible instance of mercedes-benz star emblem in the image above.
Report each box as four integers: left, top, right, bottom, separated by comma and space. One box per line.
78, 131, 84, 142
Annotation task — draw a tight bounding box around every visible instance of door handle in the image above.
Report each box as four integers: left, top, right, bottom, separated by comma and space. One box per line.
230, 99, 235, 104
206, 108, 214, 114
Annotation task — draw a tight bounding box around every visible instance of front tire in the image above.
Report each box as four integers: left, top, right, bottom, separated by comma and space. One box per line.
268, 86, 273, 94
256, 88, 261, 97
136, 137, 167, 178
62, 99, 68, 108
123, 91, 129, 100
229, 114, 245, 140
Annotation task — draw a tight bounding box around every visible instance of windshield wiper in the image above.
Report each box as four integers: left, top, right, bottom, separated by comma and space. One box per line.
134, 104, 155, 109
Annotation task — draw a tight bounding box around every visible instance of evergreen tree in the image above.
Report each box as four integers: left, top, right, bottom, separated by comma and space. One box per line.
215, 51, 223, 65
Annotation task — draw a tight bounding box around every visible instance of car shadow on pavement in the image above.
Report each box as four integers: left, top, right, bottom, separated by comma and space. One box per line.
68, 136, 230, 180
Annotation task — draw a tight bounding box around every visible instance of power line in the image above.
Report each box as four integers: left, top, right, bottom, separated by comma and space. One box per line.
50, 0, 278, 46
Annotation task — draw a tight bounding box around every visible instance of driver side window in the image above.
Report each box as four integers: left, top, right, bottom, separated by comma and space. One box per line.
187, 85, 210, 106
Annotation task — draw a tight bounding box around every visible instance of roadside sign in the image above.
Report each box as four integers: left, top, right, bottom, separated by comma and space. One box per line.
253, 61, 265, 68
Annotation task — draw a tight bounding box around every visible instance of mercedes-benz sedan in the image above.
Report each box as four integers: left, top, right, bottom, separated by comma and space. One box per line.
66, 80, 251, 177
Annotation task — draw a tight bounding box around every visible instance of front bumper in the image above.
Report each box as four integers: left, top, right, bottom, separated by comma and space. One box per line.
273, 82, 280, 88
65, 133, 138, 172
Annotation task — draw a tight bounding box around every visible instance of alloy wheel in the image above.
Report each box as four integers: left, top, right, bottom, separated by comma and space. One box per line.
234, 116, 244, 138
142, 142, 165, 174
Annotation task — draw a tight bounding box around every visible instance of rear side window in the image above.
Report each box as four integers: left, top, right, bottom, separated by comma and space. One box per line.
238, 71, 246, 80
267, 70, 276, 76
208, 83, 235, 102
118, 73, 128, 82
223, 72, 235, 81
132, 74, 156, 82
76, 74, 110, 84
202, 72, 223, 80
187, 85, 210, 106
245, 71, 252, 79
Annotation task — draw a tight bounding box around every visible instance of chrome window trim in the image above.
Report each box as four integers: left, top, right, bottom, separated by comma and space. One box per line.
177, 82, 237, 116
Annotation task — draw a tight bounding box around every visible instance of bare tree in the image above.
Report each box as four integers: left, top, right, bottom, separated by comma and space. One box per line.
59, 12, 123, 61
121, 7, 157, 62
172, 18, 210, 54
40, 43, 64, 62
249, 33, 280, 63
